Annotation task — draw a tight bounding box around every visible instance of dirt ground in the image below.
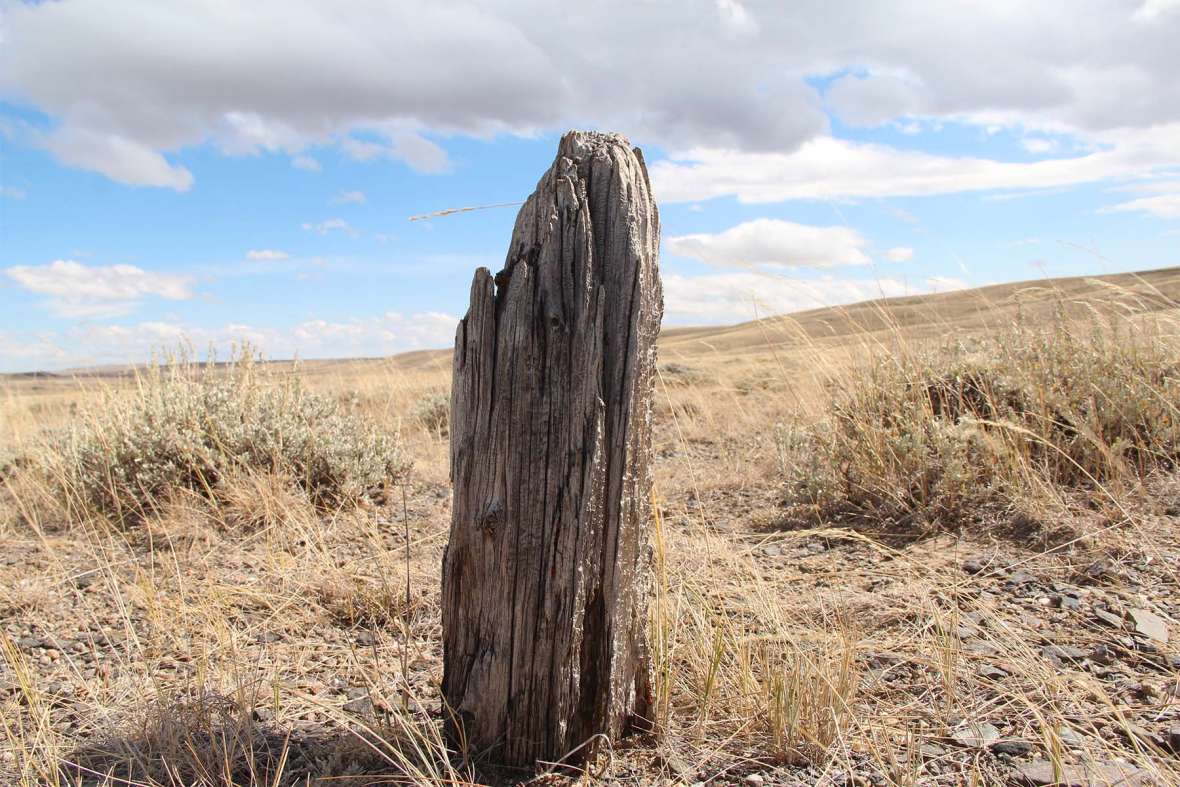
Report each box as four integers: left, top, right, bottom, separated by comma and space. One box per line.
4, 270, 1180, 785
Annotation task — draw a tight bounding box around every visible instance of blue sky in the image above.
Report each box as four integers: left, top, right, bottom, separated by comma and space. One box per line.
1, 0, 1179, 372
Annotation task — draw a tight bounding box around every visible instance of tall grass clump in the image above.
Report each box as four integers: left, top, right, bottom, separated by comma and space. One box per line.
32, 349, 407, 526
782, 317, 1180, 534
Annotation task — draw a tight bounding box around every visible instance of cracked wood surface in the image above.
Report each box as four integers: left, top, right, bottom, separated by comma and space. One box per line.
442, 130, 663, 767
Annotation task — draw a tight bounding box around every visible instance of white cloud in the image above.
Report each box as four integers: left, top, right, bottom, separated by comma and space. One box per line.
1111, 178, 1180, 194
1021, 137, 1059, 154
885, 246, 914, 262
4, 260, 194, 318
332, 190, 367, 205
826, 73, 921, 127
651, 127, 1180, 203
301, 218, 357, 236
0, 312, 459, 372
291, 154, 321, 172
1101, 192, 1180, 218
340, 130, 451, 174
716, 0, 759, 38
1099, 178, 1180, 218
1134, 0, 1180, 21
246, 249, 290, 261
1, 1, 1179, 203
1, 186, 26, 199
662, 271, 965, 324
666, 219, 869, 269
40, 128, 193, 190
665, 267, 967, 323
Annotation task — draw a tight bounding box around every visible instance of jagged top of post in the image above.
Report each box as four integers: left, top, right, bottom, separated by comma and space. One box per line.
557, 130, 634, 161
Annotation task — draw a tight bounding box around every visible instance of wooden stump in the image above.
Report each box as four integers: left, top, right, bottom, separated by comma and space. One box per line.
442, 130, 663, 767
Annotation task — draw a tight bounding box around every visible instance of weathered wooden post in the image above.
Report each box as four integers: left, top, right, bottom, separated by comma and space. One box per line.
442, 131, 663, 767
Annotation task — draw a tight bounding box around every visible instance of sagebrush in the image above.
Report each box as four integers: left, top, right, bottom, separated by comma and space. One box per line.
781, 318, 1180, 533
33, 351, 407, 525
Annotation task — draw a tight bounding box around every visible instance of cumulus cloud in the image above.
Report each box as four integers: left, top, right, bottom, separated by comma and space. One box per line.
662, 271, 966, 324
4, 260, 194, 318
1100, 178, 1180, 218
10, 1, 1179, 188
1021, 137, 1059, 154
246, 249, 290, 261
40, 128, 193, 190
301, 218, 357, 236
332, 190, 367, 205
826, 73, 922, 127
0, 312, 459, 372
666, 219, 870, 269
291, 154, 321, 172
651, 127, 1180, 203
1134, 0, 1180, 21
885, 247, 914, 262
716, 0, 759, 38
1101, 193, 1180, 218
341, 130, 451, 173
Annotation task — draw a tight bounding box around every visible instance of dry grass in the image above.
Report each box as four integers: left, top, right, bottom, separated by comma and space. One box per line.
2, 269, 1180, 785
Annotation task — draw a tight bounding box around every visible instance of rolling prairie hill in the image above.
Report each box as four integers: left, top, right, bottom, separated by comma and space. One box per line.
383, 264, 1180, 373
3, 266, 1177, 385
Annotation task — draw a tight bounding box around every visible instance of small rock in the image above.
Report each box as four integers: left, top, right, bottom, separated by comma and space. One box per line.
1057, 727, 1085, 748
1006, 569, 1038, 586
761, 544, 781, 557
1118, 723, 1163, 749
1168, 725, 1180, 753
744, 775, 765, 786
1083, 559, 1113, 581
355, 631, 377, 646
1042, 645, 1087, 664
1022, 614, 1048, 630
964, 640, 999, 657
978, 664, 1009, 680
919, 742, 946, 759
1128, 608, 1168, 644
343, 696, 373, 715
962, 556, 988, 574
865, 651, 904, 667
1093, 607, 1124, 629
952, 722, 1000, 749
1088, 644, 1116, 665
653, 752, 693, 777
991, 739, 1034, 756
1015, 759, 1147, 786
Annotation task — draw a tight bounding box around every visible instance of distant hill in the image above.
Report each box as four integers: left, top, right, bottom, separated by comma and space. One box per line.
6, 266, 1179, 381
384, 265, 1180, 370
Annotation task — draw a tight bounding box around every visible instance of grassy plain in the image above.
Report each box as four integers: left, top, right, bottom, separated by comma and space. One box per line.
3, 267, 1180, 785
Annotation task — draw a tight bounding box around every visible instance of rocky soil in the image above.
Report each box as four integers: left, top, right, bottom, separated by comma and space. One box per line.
2, 444, 1179, 785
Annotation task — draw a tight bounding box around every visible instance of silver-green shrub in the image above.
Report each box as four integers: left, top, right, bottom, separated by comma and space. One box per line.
40, 351, 407, 524
781, 320, 1180, 533
411, 391, 450, 436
